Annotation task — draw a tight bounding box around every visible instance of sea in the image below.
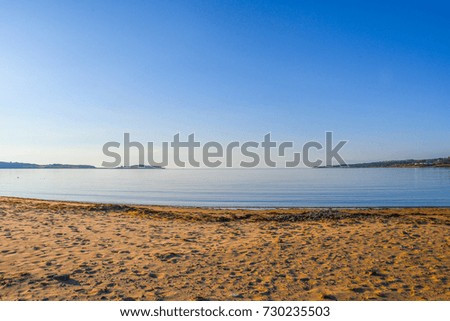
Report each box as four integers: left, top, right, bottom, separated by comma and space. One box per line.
0, 168, 449, 207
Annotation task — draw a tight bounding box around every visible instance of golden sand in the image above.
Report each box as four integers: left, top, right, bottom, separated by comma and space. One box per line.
0, 197, 449, 300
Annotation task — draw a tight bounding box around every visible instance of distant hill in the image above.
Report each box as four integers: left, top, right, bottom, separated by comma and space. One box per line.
0, 161, 96, 169
322, 157, 450, 168
0, 161, 165, 169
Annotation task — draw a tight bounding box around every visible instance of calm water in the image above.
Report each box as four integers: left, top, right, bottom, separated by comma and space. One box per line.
0, 168, 449, 207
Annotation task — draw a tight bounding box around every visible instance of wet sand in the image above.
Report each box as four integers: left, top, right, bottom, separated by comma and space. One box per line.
0, 197, 449, 301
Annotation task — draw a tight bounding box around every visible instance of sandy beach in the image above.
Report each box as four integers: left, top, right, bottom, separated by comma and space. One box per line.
0, 197, 448, 301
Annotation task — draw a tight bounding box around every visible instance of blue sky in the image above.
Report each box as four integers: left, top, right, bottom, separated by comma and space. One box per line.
1, 0, 449, 166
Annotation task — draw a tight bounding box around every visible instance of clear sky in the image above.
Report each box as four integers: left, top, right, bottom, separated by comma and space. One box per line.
1, 0, 449, 166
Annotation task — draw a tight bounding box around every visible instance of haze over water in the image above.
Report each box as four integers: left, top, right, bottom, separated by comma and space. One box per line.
0, 168, 449, 207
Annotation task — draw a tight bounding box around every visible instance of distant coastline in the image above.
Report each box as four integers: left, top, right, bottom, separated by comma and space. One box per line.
321, 157, 450, 168
0, 161, 164, 169
1, 158, 449, 169
0, 161, 96, 169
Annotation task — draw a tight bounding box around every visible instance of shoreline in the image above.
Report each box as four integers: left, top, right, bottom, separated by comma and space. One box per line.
1, 197, 449, 300
2, 196, 450, 220
2, 196, 450, 210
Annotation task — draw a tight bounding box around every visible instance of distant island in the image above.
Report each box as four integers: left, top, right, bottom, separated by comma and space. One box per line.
321, 157, 450, 168
0, 161, 165, 169
115, 165, 165, 169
